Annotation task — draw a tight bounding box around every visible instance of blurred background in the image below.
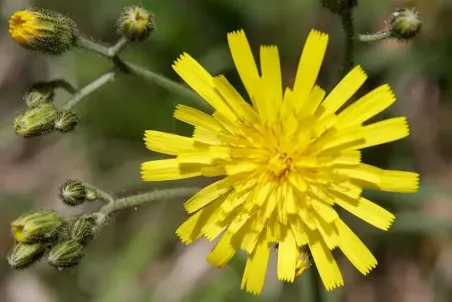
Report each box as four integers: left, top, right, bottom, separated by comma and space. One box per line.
0, 0, 449, 301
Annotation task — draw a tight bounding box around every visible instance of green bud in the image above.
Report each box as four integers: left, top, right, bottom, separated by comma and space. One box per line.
390, 8, 422, 40
320, 0, 357, 14
85, 189, 98, 202
14, 103, 58, 138
117, 6, 156, 41
59, 180, 87, 206
24, 82, 55, 107
12, 210, 64, 243
54, 110, 78, 133
9, 8, 78, 55
48, 240, 84, 269
7, 242, 47, 269
70, 216, 97, 244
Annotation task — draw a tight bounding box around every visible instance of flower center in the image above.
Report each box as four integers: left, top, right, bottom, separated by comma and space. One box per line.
10, 15, 25, 29
268, 152, 292, 177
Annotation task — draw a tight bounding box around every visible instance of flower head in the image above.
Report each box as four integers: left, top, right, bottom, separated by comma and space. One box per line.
9, 8, 77, 55
24, 81, 55, 107
14, 103, 58, 138
141, 29, 419, 294
54, 110, 79, 133
7, 242, 47, 269
390, 8, 422, 40
12, 209, 64, 243
117, 6, 155, 41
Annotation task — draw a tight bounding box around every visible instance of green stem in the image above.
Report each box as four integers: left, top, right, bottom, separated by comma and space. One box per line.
119, 60, 206, 109
82, 183, 116, 204
340, 9, 355, 75
99, 187, 200, 216
62, 71, 116, 110
358, 29, 392, 42
109, 37, 129, 56
76, 36, 207, 109
50, 79, 77, 94
76, 36, 110, 57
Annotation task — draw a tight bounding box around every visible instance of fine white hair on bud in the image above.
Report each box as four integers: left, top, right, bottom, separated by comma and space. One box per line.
24, 82, 56, 107
47, 240, 85, 269
117, 5, 156, 41
14, 103, 58, 138
9, 8, 78, 55
54, 110, 79, 133
390, 8, 422, 40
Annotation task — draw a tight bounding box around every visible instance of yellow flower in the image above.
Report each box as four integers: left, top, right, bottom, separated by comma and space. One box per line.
9, 8, 77, 55
141, 29, 419, 294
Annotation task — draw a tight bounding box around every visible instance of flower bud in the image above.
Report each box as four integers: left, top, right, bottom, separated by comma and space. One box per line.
47, 240, 84, 269
390, 8, 422, 40
54, 110, 78, 133
70, 216, 97, 244
320, 0, 358, 14
7, 242, 47, 269
9, 8, 78, 55
117, 6, 155, 41
59, 180, 87, 207
295, 251, 312, 277
12, 210, 64, 243
14, 103, 58, 138
24, 82, 55, 107
84, 189, 98, 202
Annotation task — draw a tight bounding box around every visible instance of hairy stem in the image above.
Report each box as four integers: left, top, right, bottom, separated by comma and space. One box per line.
76, 36, 110, 57
99, 187, 200, 216
340, 9, 355, 75
62, 71, 117, 110
119, 60, 206, 109
50, 79, 77, 94
358, 29, 392, 42
76, 36, 207, 109
109, 37, 129, 56
82, 183, 116, 204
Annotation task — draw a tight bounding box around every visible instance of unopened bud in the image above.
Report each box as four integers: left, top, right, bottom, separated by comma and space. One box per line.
59, 180, 87, 206
84, 189, 98, 202
117, 6, 155, 41
295, 251, 312, 277
390, 8, 422, 40
14, 103, 58, 138
24, 82, 55, 107
54, 110, 78, 133
7, 242, 47, 269
71, 216, 97, 244
12, 210, 63, 243
48, 240, 84, 269
9, 8, 78, 55
321, 0, 358, 14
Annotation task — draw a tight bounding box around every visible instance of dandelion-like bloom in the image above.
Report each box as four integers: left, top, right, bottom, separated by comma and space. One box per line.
141, 29, 419, 294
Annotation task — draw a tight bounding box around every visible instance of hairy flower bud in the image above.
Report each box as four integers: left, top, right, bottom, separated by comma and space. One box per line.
320, 0, 358, 14
84, 189, 98, 202
117, 6, 155, 41
48, 240, 84, 269
7, 242, 47, 269
70, 216, 97, 244
14, 103, 58, 138
54, 110, 78, 133
12, 210, 64, 243
9, 8, 78, 55
24, 82, 55, 107
295, 251, 312, 277
390, 8, 422, 40
59, 180, 87, 206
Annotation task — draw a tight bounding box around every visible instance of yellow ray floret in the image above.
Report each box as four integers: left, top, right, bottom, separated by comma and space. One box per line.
141, 28, 420, 295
